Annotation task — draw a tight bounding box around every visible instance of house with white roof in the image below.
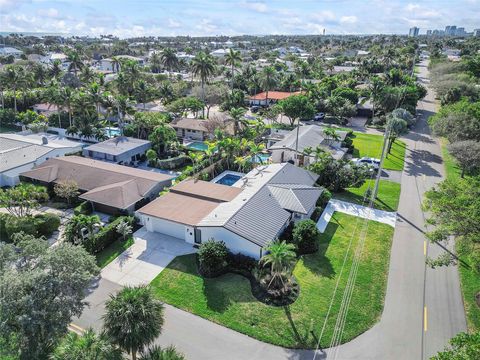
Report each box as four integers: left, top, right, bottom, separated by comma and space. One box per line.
0, 132, 83, 187
136, 163, 322, 259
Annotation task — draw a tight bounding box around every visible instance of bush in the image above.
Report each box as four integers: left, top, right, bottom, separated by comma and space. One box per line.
74, 201, 93, 215
292, 219, 320, 254
90, 216, 134, 254
197, 239, 228, 277
316, 189, 332, 208
0, 213, 10, 241
228, 252, 257, 274
279, 221, 295, 243
5, 216, 38, 239
34, 213, 61, 237
156, 154, 189, 170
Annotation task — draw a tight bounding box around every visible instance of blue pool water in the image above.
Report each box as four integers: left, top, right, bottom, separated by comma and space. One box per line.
215, 174, 242, 186
105, 127, 121, 138
250, 153, 271, 163
186, 141, 208, 151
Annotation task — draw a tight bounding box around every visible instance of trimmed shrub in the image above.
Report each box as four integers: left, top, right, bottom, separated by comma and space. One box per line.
279, 221, 295, 243
197, 239, 228, 277
228, 252, 257, 274
316, 189, 332, 208
74, 201, 93, 215
292, 219, 320, 254
34, 213, 61, 237
90, 216, 135, 254
156, 154, 189, 170
5, 216, 38, 239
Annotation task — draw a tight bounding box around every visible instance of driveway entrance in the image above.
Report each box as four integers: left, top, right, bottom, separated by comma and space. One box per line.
101, 227, 196, 286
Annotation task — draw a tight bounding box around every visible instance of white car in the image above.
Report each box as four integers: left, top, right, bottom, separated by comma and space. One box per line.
351, 157, 381, 171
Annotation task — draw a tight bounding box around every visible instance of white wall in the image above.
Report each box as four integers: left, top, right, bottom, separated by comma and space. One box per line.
144, 216, 186, 240
197, 226, 263, 259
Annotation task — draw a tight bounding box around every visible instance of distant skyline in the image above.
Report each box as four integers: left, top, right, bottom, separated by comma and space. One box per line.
0, 0, 479, 38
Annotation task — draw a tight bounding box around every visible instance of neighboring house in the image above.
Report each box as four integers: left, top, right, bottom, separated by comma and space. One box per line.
137, 163, 322, 259
33, 103, 61, 116
171, 118, 210, 142
82, 136, 151, 165
248, 91, 303, 106
0, 133, 83, 187
41, 53, 69, 69
0, 46, 23, 58
210, 49, 229, 58
21, 156, 174, 214
356, 97, 374, 118
268, 125, 348, 165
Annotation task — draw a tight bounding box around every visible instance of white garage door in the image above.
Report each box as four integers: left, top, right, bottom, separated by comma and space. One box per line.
148, 217, 186, 240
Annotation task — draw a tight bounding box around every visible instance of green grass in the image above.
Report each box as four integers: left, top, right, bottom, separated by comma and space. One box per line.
95, 236, 134, 268
352, 132, 406, 171
334, 180, 401, 211
440, 138, 479, 331
151, 212, 394, 348
0, 125, 18, 133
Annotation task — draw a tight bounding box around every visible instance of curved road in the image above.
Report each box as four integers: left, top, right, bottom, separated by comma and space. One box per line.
76, 61, 466, 360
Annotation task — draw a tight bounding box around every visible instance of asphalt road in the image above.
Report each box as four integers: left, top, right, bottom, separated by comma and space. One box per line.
73, 60, 466, 360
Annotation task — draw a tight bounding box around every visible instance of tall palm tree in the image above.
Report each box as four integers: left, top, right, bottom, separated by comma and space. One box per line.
88, 82, 103, 116
261, 240, 297, 290
160, 48, 179, 76
3, 64, 22, 114
57, 86, 74, 127
228, 107, 246, 136
103, 286, 164, 360
49, 59, 63, 79
191, 51, 216, 117
260, 66, 277, 105
135, 80, 152, 110
80, 66, 95, 84
225, 48, 242, 93
149, 52, 162, 73
139, 345, 186, 360
111, 56, 121, 73
51, 328, 123, 360
67, 50, 84, 76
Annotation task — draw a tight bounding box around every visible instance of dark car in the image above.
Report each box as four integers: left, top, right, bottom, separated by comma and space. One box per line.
314, 112, 325, 121
250, 106, 261, 113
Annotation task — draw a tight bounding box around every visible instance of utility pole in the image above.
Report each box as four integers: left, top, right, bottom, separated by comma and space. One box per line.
294, 120, 300, 165
372, 125, 390, 200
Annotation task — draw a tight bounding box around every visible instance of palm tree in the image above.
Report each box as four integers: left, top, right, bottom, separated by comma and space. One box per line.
139, 345, 186, 360
260, 66, 277, 105
135, 80, 152, 110
149, 52, 162, 73
49, 59, 63, 79
191, 51, 216, 117
3, 64, 22, 114
80, 66, 95, 84
160, 48, 179, 76
261, 240, 297, 290
228, 107, 246, 136
88, 82, 103, 116
57, 86, 74, 127
225, 49, 242, 93
103, 285, 164, 360
111, 56, 121, 73
67, 50, 84, 76
51, 328, 123, 360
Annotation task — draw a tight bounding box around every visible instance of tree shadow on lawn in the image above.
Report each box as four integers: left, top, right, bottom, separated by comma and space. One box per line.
301, 222, 338, 278
334, 191, 395, 212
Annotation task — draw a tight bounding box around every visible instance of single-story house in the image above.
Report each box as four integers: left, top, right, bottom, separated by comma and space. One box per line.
82, 136, 151, 165
137, 163, 322, 259
248, 91, 303, 106
21, 156, 174, 214
171, 118, 210, 142
268, 125, 348, 165
0, 46, 23, 58
0, 133, 83, 187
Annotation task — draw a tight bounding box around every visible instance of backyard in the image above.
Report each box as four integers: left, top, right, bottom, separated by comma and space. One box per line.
352, 132, 406, 171
151, 212, 394, 348
334, 179, 401, 211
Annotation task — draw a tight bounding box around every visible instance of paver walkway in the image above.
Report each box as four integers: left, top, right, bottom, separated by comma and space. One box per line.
317, 199, 397, 232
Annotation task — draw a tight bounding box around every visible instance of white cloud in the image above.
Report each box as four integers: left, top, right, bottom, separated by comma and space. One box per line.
312, 10, 335, 21
340, 15, 357, 24
241, 1, 267, 13
406, 3, 421, 11
37, 7, 59, 18
167, 18, 181, 28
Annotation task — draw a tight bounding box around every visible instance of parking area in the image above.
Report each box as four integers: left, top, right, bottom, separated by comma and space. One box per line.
101, 227, 196, 286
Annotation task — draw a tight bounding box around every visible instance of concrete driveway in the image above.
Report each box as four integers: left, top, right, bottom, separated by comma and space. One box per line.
101, 227, 196, 286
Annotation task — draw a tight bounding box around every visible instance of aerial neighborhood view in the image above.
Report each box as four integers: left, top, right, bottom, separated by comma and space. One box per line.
1, 0, 480, 359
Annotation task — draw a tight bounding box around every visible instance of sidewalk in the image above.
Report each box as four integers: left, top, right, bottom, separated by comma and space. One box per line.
317, 199, 397, 232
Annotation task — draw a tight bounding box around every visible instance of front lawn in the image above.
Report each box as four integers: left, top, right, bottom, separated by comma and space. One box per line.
352, 132, 406, 171
95, 236, 134, 268
334, 179, 401, 211
151, 212, 394, 348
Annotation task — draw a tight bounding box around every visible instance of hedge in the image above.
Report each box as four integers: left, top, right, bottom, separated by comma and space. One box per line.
74, 201, 93, 216
34, 213, 61, 237
155, 154, 189, 170
1, 213, 61, 241
88, 216, 135, 254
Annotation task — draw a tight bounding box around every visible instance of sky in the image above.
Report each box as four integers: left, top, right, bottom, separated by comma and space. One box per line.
0, 0, 479, 38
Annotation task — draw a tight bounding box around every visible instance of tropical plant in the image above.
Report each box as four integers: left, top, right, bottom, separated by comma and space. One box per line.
431, 331, 480, 360
228, 107, 246, 135
191, 51, 216, 117
103, 285, 164, 360
51, 328, 123, 360
2, 64, 23, 114
63, 214, 101, 246
160, 48, 179, 76
67, 50, 84, 76
277, 95, 315, 126
386, 115, 408, 153
54, 180, 80, 205
292, 219, 320, 254
116, 218, 133, 241
197, 239, 229, 277
148, 123, 177, 154
259, 66, 278, 103
0, 183, 49, 217
260, 240, 297, 291
225, 49, 242, 93
139, 345, 186, 360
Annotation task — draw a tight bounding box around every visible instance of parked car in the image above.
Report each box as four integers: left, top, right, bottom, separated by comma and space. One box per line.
250, 106, 261, 113
351, 157, 381, 171
314, 112, 325, 121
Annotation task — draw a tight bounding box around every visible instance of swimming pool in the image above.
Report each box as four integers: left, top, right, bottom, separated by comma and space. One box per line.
250, 153, 271, 163
185, 141, 208, 151
105, 127, 121, 138
211, 171, 245, 186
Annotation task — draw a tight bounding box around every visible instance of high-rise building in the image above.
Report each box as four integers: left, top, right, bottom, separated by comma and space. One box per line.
474, 29, 480, 37
445, 25, 457, 36
426, 30, 432, 36
409, 27, 420, 37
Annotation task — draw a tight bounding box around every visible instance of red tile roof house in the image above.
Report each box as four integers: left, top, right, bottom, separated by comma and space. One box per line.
20, 156, 174, 215
248, 91, 303, 106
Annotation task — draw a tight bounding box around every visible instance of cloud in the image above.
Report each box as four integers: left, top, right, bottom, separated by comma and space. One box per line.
340, 15, 357, 24
312, 10, 336, 21
167, 18, 181, 28
241, 1, 267, 13
37, 7, 59, 18
405, 3, 421, 11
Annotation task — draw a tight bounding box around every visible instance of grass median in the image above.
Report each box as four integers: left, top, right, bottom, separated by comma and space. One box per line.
151, 212, 394, 349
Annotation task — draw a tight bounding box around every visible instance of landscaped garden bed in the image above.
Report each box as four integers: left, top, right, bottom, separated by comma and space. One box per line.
151, 212, 394, 348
